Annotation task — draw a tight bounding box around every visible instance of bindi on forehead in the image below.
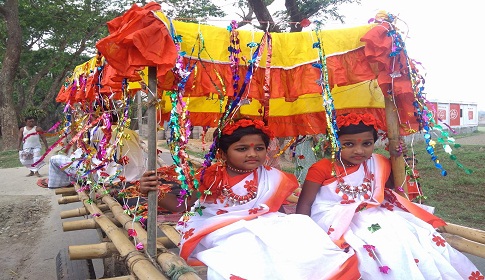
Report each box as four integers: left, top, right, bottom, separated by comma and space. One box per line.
250, 143, 254, 147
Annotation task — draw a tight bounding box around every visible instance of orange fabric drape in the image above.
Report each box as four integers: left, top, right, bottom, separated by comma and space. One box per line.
96, 2, 178, 81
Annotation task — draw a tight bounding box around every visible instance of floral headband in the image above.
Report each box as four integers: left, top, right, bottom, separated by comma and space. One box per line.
336, 113, 384, 131
222, 118, 274, 138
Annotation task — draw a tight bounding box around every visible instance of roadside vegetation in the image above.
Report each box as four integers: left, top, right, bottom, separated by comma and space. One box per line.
409, 128, 485, 230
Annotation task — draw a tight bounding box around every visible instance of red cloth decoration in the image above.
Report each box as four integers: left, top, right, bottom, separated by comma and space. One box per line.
96, 2, 178, 80
222, 119, 274, 138
336, 112, 384, 131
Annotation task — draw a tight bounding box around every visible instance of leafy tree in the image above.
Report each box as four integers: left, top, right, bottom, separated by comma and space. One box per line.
242, 0, 360, 32
161, 0, 226, 20
0, 0, 21, 150
0, 0, 131, 150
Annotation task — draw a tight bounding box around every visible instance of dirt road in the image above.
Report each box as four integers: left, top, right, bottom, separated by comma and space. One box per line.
0, 165, 104, 280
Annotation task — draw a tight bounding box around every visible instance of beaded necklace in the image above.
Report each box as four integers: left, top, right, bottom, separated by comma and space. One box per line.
221, 169, 258, 205
226, 164, 256, 174
335, 163, 373, 201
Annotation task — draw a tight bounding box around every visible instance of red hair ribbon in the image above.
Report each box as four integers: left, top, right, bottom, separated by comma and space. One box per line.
222, 119, 274, 138
336, 113, 384, 131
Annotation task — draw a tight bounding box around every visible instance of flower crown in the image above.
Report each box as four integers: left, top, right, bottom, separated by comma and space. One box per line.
222, 118, 274, 138
336, 113, 384, 131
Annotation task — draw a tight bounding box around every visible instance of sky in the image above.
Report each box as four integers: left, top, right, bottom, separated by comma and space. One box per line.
209, 0, 484, 110
327, 0, 484, 110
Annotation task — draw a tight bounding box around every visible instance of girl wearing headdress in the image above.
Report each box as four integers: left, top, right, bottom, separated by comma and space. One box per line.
140, 117, 359, 280
296, 112, 482, 279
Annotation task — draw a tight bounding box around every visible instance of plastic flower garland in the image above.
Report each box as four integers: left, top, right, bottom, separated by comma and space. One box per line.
336, 113, 384, 132
222, 119, 274, 138
311, 20, 340, 166
374, 12, 472, 176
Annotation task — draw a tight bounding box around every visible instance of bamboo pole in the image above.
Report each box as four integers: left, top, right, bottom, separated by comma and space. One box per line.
438, 223, 485, 245
156, 254, 204, 280
156, 236, 177, 250
69, 242, 118, 260
100, 195, 179, 249
75, 186, 169, 279
63, 219, 99, 231
146, 66, 158, 260
384, 95, 407, 196
441, 233, 485, 258
63, 214, 121, 231
54, 186, 76, 196
159, 224, 182, 246
60, 204, 110, 219
99, 194, 202, 278
57, 195, 80, 204
101, 276, 135, 280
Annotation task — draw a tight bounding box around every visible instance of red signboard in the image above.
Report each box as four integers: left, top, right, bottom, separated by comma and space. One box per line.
427, 102, 438, 120
438, 108, 446, 121
449, 103, 460, 126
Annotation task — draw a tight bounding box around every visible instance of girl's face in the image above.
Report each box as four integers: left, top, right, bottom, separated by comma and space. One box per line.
222, 134, 267, 174
339, 131, 375, 166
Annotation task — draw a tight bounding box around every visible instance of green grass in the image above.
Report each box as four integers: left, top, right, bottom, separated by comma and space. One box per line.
375, 129, 485, 230
0, 137, 57, 168
0, 149, 23, 168
411, 143, 485, 230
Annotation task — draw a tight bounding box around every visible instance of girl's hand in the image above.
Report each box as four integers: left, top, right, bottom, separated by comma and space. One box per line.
139, 170, 160, 196
388, 138, 408, 156
398, 138, 408, 156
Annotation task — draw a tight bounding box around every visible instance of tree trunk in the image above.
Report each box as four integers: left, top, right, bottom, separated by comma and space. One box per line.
285, 0, 303, 32
0, 0, 22, 151
247, 0, 281, 32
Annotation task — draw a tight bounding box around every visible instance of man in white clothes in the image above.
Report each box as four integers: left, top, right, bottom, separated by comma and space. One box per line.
18, 116, 48, 177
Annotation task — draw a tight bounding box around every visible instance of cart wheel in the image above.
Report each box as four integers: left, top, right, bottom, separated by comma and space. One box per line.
102, 253, 129, 278
56, 248, 96, 280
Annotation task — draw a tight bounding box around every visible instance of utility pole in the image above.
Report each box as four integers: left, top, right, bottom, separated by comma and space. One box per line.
137, 0, 147, 136
137, 91, 143, 135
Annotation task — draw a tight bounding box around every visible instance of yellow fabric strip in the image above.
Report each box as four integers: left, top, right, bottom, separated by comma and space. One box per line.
153, 11, 375, 68
70, 56, 101, 83
159, 80, 384, 116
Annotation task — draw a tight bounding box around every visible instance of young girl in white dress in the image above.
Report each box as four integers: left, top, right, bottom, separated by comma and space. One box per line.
296, 112, 482, 280
140, 117, 360, 280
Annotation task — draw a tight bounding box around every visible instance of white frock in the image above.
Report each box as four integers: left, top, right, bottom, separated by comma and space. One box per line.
309, 154, 482, 280
177, 166, 358, 280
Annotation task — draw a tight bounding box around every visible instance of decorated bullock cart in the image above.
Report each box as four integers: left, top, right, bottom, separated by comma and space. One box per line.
51, 2, 485, 279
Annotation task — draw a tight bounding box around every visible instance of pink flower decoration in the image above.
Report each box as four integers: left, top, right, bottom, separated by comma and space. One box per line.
135, 242, 144, 250
128, 229, 137, 237
92, 213, 100, 217
379, 266, 390, 274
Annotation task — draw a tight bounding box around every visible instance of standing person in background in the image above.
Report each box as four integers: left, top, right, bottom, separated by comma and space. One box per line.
140, 117, 359, 280
18, 116, 48, 177
296, 112, 482, 279
263, 137, 282, 169
293, 135, 318, 185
